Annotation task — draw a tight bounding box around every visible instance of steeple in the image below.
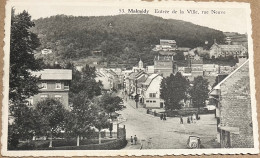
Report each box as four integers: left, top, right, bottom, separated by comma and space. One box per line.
138, 59, 143, 69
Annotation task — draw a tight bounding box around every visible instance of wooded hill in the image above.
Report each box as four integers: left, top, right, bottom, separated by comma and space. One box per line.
31, 14, 226, 68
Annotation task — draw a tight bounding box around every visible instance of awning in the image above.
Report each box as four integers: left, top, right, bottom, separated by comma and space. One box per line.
219, 126, 239, 134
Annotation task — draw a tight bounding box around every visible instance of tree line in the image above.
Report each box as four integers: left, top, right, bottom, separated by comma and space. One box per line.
31, 14, 226, 68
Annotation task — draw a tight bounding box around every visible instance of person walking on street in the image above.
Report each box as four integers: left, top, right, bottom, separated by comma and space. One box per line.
130, 136, 133, 145
193, 113, 196, 123
160, 113, 163, 120
187, 117, 190, 124
190, 115, 193, 123
134, 135, 137, 145
163, 113, 167, 120
180, 115, 183, 124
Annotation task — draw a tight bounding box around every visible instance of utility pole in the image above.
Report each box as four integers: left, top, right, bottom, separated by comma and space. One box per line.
135, 79, 138, 108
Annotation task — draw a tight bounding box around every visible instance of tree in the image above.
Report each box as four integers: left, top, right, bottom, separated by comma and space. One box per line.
8, 103, 41, 149
64, 92, 97, 146
8, 10, 43, 149
92, 112, 110, 144
190, 76, 209, 112
9, 9, 43, 103
34, 98, 67, 148
69, 64, 102, 100
97, 94, 123, 118
64, 63, 103, 146
160, 72, 189, 110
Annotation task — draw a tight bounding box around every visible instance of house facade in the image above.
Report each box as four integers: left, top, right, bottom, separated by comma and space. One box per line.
30, 69, 72, 109
209, 42, 247, 59
209, 60, 253, 148
142, 74, 164, 108
154, 55, 175, 77
95, 70, 111, 91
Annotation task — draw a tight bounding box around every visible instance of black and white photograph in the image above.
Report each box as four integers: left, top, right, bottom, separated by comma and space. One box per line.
2, 0, 259, 156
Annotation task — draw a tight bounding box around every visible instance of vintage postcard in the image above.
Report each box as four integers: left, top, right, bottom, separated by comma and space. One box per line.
2, 0, 259, 156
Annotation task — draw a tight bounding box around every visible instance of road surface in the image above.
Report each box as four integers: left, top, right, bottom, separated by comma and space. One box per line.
117, 97, 218, 149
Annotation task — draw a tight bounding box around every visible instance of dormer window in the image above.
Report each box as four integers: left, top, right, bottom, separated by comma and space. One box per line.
41, 82, 47, 89
55, 82, 62, 89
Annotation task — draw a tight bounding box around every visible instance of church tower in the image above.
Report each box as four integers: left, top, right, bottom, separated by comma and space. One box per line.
138, 59, 143, 69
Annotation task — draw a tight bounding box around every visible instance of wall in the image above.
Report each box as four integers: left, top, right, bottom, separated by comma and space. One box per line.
154, 59, 173, 77
32, 91, 69, 109
219, 62, 253, 148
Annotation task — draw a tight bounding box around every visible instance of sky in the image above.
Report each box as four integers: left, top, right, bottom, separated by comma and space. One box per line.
9, 0, 249, 34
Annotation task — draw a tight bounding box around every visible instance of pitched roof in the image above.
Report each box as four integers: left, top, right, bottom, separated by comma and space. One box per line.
143, 74, 159, 86
209, 59, 249, 94
31, 69, 72, 80
212, 43, 246, 51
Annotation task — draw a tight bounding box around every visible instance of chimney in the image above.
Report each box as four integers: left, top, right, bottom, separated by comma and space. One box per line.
214, 39, 217, 44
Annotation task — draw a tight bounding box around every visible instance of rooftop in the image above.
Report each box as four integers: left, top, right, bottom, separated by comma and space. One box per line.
209, 59, 249, 95
31, 69, 72, 80
211, 43, 247, 51
143, 74, 159, 86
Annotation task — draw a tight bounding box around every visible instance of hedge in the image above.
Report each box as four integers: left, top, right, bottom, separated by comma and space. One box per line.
166, 108, 214, 117
16, 138, 127, 150
41, 138, 127, 150
17, 138, 116, 150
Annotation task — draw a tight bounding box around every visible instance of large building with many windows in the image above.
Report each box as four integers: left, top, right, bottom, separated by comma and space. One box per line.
209, 42, 247, 59
30, 69, 72, 109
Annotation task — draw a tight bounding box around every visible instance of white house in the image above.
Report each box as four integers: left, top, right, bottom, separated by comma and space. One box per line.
142, 74, 164, 108
95, 70, 111, 91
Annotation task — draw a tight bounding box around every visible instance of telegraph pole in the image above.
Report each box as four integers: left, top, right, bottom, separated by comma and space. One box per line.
135, 79, 138, 108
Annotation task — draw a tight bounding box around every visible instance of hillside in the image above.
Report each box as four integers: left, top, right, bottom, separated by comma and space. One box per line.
31, 14, 226, 68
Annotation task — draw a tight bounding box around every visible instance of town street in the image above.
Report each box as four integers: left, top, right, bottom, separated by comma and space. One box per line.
117, 95, 218, 149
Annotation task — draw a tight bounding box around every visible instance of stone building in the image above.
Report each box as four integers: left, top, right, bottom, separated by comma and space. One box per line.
154, 54, 176, 77
209, 60, 253, 148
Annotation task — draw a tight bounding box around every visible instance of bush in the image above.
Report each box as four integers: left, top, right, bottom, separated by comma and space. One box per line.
17, 141, 37, 150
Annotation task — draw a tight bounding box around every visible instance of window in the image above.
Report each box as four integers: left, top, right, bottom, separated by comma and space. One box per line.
64, 81, 69, 90
26, 97, 33, 107
40, 94, 48, 100
146, 100, 149, 103
150, 100, 153, 103
41, 82, 47, 89
149, 93, 156, 98
55, 82, 62, 89
55, 95, 62, 101
153, 101, 156, 103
